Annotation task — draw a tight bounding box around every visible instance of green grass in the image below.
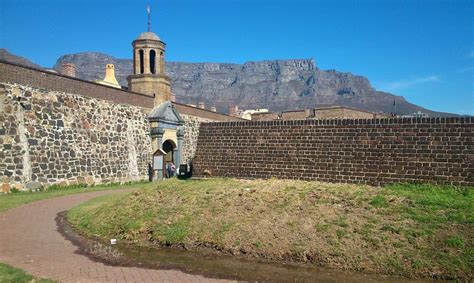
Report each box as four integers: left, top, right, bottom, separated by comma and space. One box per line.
0, 263, 55, 282
69, 178, 473, 281
0, 180, 152, 213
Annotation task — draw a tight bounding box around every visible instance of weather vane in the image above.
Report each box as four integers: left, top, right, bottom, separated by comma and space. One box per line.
146, 3, 151, 32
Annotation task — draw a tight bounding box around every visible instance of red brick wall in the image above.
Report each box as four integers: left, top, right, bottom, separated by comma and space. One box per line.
0, 61, 154, 109
0, 61, 242, 122
193, 117, 473, 186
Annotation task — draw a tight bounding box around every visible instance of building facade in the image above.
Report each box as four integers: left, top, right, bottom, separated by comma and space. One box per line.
0, 29, 239, 191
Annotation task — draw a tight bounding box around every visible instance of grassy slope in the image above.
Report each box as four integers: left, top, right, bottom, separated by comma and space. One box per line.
69, 178, 473, 281
0, 181, 154, 213
0, 181, 154, 283
0, 263, 54, 283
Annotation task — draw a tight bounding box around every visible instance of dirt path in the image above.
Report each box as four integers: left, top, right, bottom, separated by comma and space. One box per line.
0, 189, 231, 282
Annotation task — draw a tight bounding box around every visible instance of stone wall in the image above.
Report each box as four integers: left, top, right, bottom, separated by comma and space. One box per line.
180, 114, 214, 163
193, 118, 473, 186
0, 83, 152, 191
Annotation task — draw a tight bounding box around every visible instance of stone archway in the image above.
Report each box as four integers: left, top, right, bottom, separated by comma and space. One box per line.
162, 139, 176, 163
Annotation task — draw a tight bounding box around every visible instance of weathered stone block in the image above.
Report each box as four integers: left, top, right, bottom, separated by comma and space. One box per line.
1, 183, 10, 193
25, 181, 42, 190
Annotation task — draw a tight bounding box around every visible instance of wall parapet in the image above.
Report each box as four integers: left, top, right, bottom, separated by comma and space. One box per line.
0, 60, 154, 109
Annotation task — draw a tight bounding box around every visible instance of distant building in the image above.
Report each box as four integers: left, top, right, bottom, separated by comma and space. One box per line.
240, 109, 269, 120
251, 106, 389, 121
251, 112, 280, 121
313, 106, 388, 120
401, 111, 429, 118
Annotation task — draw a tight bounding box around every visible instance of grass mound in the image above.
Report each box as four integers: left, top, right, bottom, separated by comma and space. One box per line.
0, 263, 54, 282
69, 178, 473, 281
0, 180, 150, 213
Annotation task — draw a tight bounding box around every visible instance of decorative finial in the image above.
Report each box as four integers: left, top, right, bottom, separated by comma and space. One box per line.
146, 3, 151, 32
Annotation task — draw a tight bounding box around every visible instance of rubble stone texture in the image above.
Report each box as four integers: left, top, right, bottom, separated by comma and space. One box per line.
0, 83, 150, 190
0, 82, 208, 191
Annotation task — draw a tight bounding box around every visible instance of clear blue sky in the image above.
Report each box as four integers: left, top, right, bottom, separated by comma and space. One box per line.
1, 0, 473, 115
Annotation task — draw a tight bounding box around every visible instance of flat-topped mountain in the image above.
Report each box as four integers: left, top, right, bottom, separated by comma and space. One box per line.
53, 52, 448, 116
0, 49, 454, 116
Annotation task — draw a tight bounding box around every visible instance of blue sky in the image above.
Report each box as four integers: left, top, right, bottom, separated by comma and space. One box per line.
0, 0, 473, 115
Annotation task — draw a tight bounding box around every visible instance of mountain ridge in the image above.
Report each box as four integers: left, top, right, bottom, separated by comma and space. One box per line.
0, 49, 456, 116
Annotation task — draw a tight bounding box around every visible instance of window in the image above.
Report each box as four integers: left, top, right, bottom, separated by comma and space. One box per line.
139, 49, 144, 74
150, 50, 156, 74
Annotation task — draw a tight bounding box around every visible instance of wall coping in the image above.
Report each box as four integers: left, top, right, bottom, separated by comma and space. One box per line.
204, 116, 473, 127
0, 59, 151, 98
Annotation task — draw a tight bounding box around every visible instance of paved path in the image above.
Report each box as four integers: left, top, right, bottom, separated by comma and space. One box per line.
0, 190, 232, 282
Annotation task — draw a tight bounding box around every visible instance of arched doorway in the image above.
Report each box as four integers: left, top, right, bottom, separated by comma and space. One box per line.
162, 139, 176, 163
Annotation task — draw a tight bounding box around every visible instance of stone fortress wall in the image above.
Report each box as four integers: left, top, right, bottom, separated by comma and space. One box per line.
0, 82, 152, 191
0, 61, 227, 191
193, 118, 473, 186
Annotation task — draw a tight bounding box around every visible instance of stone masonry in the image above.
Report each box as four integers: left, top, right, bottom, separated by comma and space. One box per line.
0, 61, 240, 191
193, 118, 474, 186
0, 83, 152, 191
180, 114, 214, 163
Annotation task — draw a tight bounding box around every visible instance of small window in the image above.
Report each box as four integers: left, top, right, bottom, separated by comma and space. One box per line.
139, 49, 144, 74
160, 51, 164, 72
150, 50, 156, 74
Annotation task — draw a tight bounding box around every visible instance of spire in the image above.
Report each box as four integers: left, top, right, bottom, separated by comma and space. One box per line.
146, 3, 151, 32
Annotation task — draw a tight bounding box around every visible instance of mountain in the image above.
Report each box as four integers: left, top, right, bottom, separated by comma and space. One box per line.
53, 52, 449, 116
0, 49, 453, 116
0, 49, 43, 69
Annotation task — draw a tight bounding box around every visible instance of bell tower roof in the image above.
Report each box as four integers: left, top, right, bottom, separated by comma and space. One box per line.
136, 31, 161, 41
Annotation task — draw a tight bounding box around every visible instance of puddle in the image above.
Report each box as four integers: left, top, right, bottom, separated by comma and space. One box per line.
57, 212, 435, 282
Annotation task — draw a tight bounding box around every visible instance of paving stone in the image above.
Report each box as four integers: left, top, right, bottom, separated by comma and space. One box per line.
0, 189, 233, 283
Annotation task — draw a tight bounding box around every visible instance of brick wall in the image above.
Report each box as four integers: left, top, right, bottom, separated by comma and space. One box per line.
193, 118, 473, 186
0, 61, 242, 123
0, 61, 154, 109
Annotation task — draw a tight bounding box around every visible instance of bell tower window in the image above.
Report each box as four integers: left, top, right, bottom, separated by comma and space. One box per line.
150, 50, 156, 74
139, 49, 144, 74
160, 51, 164, 73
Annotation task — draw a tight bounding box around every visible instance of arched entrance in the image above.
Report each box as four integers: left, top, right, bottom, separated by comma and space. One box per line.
162, 139, 176, 163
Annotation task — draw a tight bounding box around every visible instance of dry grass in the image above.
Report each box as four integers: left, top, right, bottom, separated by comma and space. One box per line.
69, 178, 473, 281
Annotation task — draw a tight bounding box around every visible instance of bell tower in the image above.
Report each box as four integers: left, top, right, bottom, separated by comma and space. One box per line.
127, 6, 171, 106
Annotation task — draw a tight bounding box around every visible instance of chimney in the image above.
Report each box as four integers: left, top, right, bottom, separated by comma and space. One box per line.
198, 102, 205, 109
171, 93, 176, 102
228, 105, 239, 116
103, 64, 119, 86
210, 106, 217, 112
61, 63, 76, 77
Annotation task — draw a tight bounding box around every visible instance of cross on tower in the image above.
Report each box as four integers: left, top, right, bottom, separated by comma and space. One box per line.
147, 4, 151, 32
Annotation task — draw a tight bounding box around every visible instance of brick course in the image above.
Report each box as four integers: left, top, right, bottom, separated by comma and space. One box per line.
0, 60, 154, 108
0, 60, 240, 122
193, 117, 473, 186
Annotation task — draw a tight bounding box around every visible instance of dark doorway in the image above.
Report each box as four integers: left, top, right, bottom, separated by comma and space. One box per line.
162, 140, 176, 163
